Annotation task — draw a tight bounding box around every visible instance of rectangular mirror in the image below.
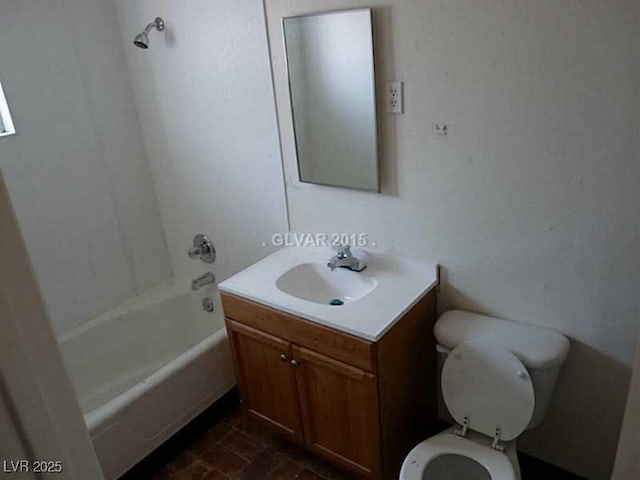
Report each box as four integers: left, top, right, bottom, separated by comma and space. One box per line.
283, 9, 379, 192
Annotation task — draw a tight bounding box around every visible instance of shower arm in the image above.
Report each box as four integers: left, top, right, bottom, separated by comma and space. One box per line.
144, 18, 165, 34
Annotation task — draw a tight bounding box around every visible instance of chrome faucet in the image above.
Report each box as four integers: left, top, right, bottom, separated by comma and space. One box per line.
327, 245, 366, 272
192, 272, 215, 291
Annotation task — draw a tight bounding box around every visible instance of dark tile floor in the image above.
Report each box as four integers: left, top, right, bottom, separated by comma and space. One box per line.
121, 389, 584, 480
122, 390, 356, 480
155, 407, 354, 480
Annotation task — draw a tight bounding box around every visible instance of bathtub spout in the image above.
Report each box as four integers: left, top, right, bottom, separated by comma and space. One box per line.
191, 272, 215, 291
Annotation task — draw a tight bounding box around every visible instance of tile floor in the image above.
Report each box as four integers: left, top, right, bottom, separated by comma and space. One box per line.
121, 390, 584, 480
156, 407, 355, 480
122, 392, 358, 480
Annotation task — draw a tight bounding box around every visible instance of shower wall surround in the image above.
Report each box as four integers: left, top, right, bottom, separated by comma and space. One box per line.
0, 0, 171, 335
114, 0, 288, 282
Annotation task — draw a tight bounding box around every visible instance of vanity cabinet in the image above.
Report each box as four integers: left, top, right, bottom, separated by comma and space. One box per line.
226, 322, 303, 443
222, 289, 438, 480
292, 345, 380, 475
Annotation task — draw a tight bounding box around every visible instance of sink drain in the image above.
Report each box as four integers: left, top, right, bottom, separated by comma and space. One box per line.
329, 299, 344, 306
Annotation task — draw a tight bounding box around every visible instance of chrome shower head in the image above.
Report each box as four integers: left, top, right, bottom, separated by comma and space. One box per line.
133, 32, 149, 49
133, 17, 165, 49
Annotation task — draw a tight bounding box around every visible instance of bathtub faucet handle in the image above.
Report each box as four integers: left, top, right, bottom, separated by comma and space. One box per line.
188, 234, 216, 264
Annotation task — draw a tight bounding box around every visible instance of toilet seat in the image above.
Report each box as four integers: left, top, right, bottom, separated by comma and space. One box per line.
441, 340, 535, 442
400, 340, 533, 479
399, 430, 517, 480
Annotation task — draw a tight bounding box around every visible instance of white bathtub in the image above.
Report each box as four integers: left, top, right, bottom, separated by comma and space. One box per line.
58, 277, 236, 480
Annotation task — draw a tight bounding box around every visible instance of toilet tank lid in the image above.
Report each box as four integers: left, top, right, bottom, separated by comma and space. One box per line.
435, 310, 570, 370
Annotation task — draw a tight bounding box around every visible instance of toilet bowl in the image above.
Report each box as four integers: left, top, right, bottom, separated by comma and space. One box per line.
400, 310, 570, 480
400, 427, 519, 480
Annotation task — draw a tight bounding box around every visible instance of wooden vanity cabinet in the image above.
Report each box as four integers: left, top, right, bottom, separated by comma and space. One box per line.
222, 289, 438, 480
225, 321, 303, 443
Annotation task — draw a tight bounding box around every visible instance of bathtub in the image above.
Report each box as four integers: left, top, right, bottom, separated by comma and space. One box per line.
58, 276, 236, 480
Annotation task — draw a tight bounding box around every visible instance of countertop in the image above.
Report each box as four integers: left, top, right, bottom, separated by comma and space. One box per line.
218, 247, 438, 341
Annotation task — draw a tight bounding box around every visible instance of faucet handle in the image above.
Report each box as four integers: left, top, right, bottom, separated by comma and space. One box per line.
336, 244, 352, 259
188, 234, 216, 263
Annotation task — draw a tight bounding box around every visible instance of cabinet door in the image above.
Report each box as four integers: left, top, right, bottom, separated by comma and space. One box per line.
226, 320, 303, 443
292, 345, 381, 478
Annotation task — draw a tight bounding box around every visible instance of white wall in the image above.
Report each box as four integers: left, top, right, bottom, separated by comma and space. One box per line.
613, 332, 640, 479
266, 1, 640, 478
0, 0, 171, 335
114, 0, 288, 282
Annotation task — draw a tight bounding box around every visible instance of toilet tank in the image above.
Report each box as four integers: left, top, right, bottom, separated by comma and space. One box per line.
434, 310, 570, 429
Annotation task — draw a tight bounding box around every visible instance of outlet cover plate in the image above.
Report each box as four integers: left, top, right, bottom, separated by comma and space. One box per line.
387, 81, 403, 114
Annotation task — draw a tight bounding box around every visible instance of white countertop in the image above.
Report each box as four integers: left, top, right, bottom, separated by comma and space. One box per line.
218, 247, 438, 341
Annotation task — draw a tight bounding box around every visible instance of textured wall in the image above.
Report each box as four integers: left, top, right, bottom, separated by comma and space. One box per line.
266, 1, 640, 478
114, 0, 289, 284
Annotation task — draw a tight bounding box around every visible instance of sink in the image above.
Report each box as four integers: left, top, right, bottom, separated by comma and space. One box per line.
218, 246, 438, 341
276, 263, 377, 305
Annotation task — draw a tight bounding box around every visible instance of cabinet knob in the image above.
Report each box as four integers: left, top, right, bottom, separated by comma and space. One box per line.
290, 359, 301, 367
280, 353, 288, 362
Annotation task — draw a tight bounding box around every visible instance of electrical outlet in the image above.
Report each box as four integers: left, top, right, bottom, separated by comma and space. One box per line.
387, 81, 403, 114
433, 123, 449, 136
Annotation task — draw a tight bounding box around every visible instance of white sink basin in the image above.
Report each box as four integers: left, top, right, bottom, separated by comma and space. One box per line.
219, 246, 438, 341
276, 263, 377, 305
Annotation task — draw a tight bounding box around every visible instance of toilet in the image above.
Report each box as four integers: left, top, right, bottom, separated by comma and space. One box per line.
400, 310, 570, 480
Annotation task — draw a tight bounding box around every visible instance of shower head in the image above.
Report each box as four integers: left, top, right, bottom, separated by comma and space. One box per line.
133, 32, 150, 49
133, 17, 165, 49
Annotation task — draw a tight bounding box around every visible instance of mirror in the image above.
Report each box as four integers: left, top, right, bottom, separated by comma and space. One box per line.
283, 9, 379, 192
